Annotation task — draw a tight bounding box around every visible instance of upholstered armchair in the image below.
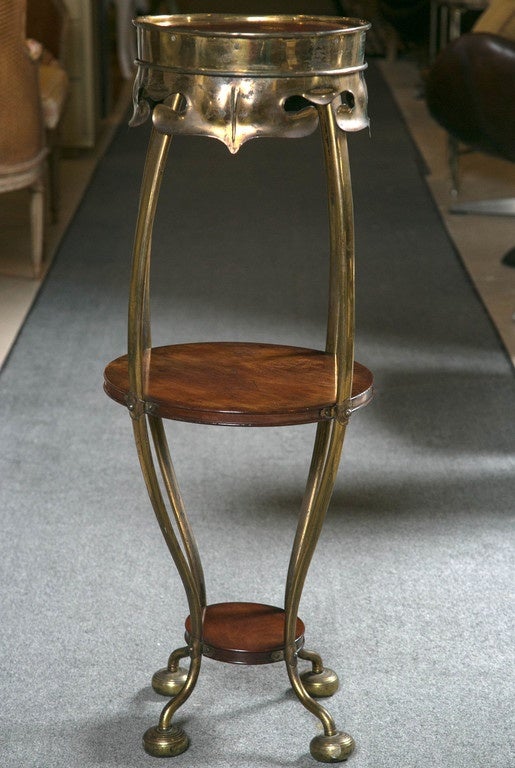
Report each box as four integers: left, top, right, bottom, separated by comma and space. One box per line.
425, 0, 515, 220
0, 0, 48, 277
425, 30, 515, 218
26, 0, 69, 221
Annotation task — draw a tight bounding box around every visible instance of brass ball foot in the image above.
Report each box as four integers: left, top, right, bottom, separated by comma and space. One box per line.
300, 667, 339, 698
310, 731, 355, 763
152, 667, 188, 697
143, 724, 189, 757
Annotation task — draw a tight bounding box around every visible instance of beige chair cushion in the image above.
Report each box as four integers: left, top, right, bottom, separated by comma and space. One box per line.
26, 40, 69, 130
39, 59, 68, 130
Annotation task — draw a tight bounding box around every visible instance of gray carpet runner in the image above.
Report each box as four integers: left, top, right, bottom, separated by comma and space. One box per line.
0, 62, 513, 768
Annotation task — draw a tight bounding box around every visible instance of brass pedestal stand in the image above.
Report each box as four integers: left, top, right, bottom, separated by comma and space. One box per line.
104, 14, 373, 763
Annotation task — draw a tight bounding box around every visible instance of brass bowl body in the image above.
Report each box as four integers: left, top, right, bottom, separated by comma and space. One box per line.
131, 14, 370, 153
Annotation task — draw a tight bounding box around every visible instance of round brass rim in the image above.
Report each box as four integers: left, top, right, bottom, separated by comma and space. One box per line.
135, 14, 370, 37
134, 14, 370, 77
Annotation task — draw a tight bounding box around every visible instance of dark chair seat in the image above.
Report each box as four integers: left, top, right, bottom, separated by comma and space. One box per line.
426, 31, 515, 162
425, 31, 515, 229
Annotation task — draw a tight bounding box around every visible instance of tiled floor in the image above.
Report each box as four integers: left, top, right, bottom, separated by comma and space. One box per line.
1, 61, 514, 370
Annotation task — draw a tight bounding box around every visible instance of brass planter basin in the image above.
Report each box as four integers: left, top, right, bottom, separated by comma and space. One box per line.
131, 14, 370, 152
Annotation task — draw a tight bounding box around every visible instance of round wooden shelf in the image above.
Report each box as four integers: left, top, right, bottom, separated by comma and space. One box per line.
103, 341, 373, 427
184, 602, 305, 665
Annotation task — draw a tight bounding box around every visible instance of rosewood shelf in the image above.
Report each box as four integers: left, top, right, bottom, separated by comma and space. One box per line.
184, 602, 306, 665
104, 341, 374, 427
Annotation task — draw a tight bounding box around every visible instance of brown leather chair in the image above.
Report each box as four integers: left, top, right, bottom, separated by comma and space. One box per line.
425, 31, 515, 220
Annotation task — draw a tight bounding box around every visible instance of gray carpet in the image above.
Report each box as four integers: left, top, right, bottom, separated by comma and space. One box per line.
1, 63, 513, 768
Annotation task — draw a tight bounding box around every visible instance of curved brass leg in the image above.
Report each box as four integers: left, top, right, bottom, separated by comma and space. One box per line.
148, 416, 206, 607
127, 124, 205, 757
283, 102, 357, 763
284, 420, 354, 762
299, 648, 339, 698
143, 642, 203, 757
147, 417, 206, 740
132, 415, 204, 757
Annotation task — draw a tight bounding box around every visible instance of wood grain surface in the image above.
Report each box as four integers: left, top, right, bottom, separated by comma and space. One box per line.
104, 342, 373, 426
185, 602, 305, 665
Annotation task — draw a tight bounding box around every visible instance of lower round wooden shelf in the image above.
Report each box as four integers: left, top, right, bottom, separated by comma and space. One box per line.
184, 602, 305, 665
103, 341, 374, 426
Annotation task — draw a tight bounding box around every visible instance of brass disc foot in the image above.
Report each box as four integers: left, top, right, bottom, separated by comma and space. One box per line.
310, 731, 355, 763
300, 667, 339, 698
152, 667, 188, 697
143, 725, 189, 757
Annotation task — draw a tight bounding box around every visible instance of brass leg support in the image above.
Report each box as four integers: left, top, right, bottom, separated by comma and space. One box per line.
126, 100, 357, 761
132, 415, 203, 757
283, 102, 357, 763
285, 421, 354, 763
127, 124, 206, 757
